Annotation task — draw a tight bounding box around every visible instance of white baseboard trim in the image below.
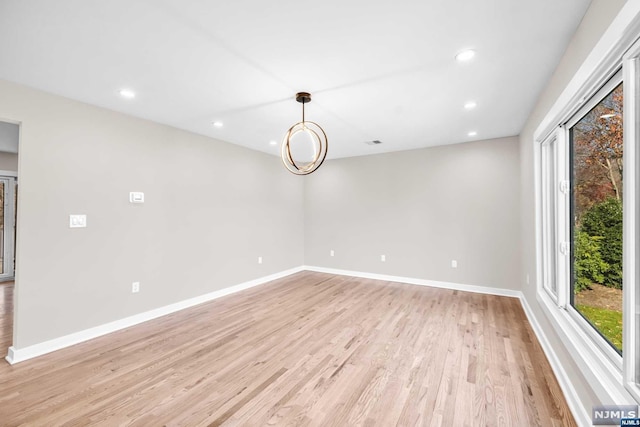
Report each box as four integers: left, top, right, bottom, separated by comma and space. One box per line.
518, 296, 591, 427
303, 265, 522, 298
304, 265, 589, 426
5, 266, 305, 365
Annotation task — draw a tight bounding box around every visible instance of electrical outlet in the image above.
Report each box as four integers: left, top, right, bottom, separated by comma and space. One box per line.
526, 274, 530, 285
381, 254, 386, 262
451, 260, 457, 268
258, 256, 263, 264
132, 282, 140, 293
69, 214, 87, 228
330, 250, 334, 257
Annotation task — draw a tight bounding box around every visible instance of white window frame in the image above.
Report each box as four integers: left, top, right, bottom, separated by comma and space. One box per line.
622, 34, 640, 402
563, 70, 624, 368
539, 133, 557, 301
539, 130, 569, 307
534, 2, 640, 407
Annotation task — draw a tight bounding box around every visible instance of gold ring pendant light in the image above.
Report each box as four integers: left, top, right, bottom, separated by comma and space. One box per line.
281, 92, 328, 175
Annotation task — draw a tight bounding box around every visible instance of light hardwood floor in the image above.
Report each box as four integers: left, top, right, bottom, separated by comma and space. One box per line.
0, 272, 575, 426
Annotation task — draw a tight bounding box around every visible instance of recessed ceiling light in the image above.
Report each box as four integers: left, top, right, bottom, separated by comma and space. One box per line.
455, 49, 476, 62
269, 140, 278, 146
464, 101, 477, 110
468, 131, 478, 137
600, 113, 616, 119
212, 121, 224, 128
119, 89, 136, 99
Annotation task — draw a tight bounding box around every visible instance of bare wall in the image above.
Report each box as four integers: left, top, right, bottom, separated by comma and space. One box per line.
304, 136, 520, 290
0, 79, 304, 349
0, 152, 18, 172
0, 120, 19, 153
519, 0, 626, 412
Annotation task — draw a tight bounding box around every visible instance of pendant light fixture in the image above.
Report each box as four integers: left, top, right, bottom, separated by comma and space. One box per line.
281, 92, 328, 175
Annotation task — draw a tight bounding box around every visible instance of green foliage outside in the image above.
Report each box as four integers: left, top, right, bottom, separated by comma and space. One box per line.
574, 232, 608, 292
576, 304, 622, 351
578, 197, 623, 289
575, 198, 623, 352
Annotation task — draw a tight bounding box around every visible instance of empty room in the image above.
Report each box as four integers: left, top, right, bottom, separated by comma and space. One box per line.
1, 0, 640, 426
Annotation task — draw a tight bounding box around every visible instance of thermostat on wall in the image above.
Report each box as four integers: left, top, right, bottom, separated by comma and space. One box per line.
129, 192, 144, 203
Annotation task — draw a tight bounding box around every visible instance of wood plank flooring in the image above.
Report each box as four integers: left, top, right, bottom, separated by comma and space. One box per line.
0, 272, 576, 426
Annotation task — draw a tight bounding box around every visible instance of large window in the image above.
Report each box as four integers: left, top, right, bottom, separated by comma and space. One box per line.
536, 31, 640, 405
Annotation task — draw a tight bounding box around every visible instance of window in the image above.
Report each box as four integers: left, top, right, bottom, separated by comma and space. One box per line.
536, 30, 640, 404
569, 78, 623, 354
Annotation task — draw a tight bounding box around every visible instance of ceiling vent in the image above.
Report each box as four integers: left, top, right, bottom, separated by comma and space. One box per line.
364, 140, 383, 145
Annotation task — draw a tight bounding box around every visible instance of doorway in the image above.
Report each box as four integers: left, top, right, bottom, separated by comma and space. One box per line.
0, 175, 17, 281
0, 120, 19, 357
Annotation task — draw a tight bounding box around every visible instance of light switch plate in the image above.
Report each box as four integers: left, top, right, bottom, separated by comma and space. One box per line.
129, 192, 145, 203
69, 214, 87, 228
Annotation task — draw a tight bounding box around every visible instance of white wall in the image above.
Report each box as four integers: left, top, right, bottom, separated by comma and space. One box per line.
304, 136, 521, 290
0, 121, 18, 154
0, 79, 304, 349
0, 120, 19, 171
0, 152, 18, 172
519, 0, 626, 413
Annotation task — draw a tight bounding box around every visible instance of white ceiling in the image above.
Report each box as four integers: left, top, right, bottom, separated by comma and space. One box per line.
0, 0, 591, 159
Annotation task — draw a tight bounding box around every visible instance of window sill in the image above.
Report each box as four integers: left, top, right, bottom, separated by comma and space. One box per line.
536, 289, 636, 405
